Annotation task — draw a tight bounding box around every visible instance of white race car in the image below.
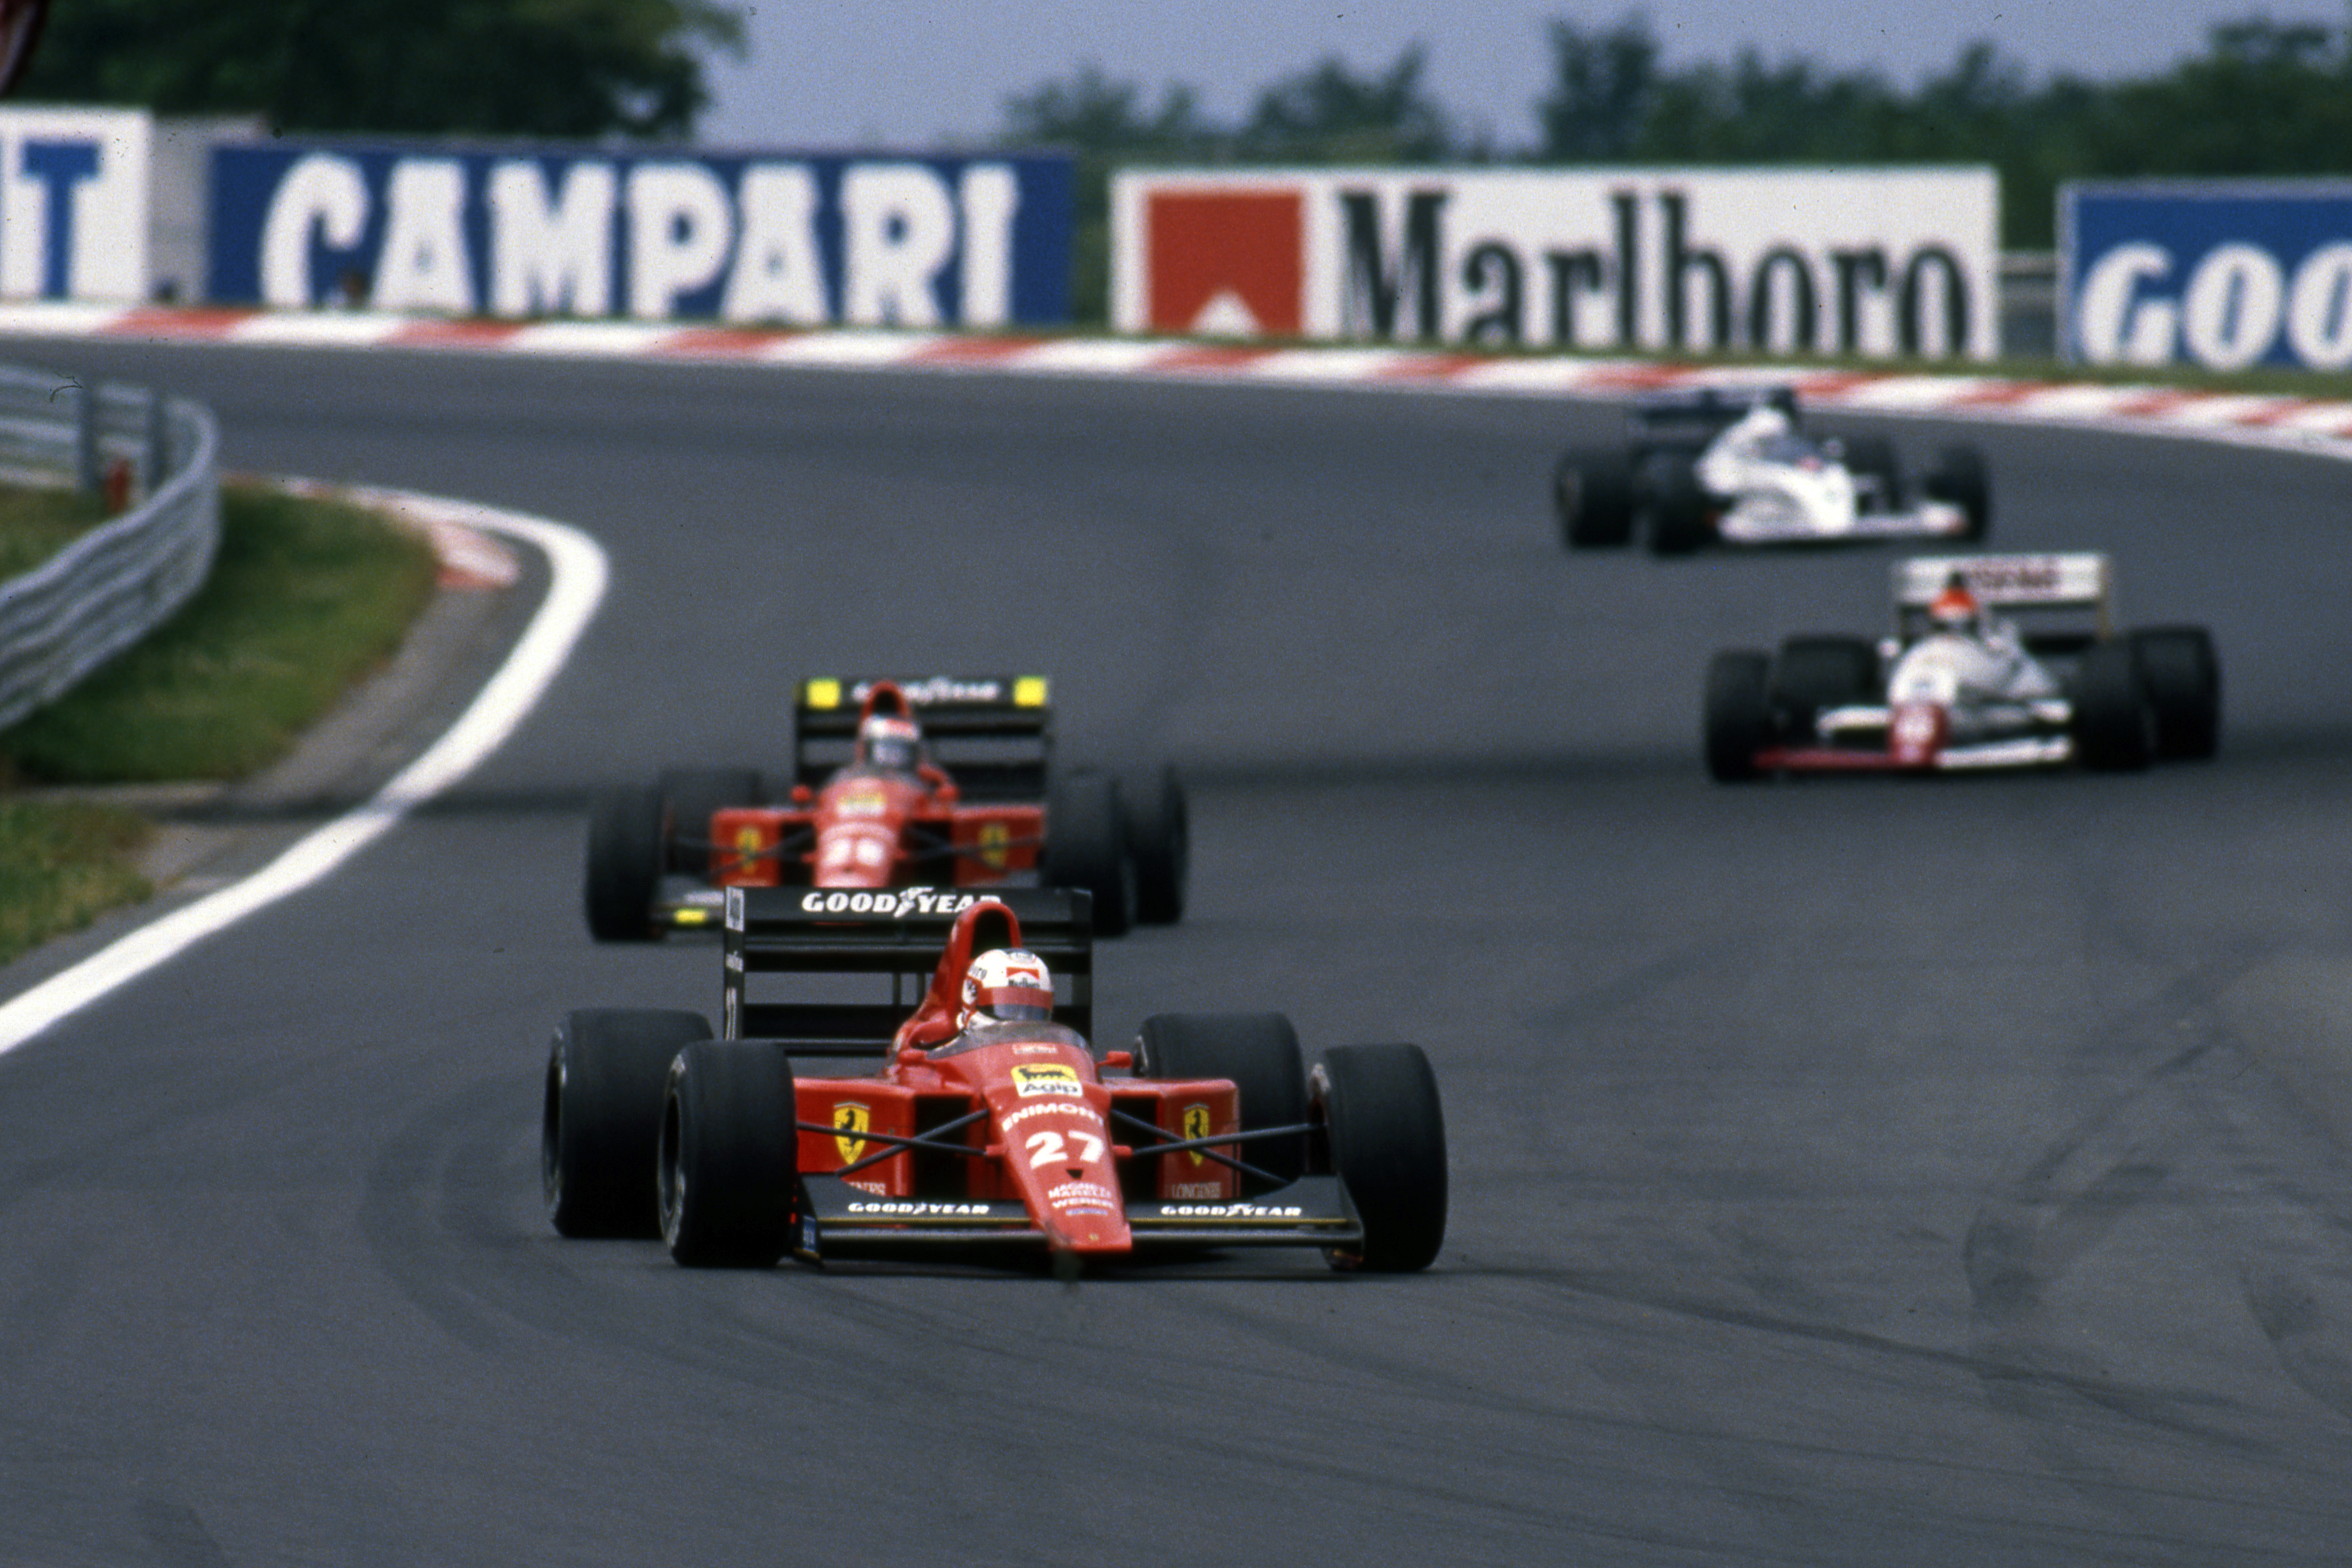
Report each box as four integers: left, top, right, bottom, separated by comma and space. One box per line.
1557, 385, 1989, 555
1703, 552, 2221, 779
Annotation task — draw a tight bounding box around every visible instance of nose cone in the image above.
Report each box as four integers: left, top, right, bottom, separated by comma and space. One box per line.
1040, 1173, 1131, 1255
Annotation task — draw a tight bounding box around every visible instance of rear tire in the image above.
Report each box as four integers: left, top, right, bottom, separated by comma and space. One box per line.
1704, 651, 1773, 782
1555, 449, 1635, 548
2131, 626, 2221, 760
1134, 1013, 1308, 1196
1924, 444, 1990, 540
1045, 770, 1135, 937
544, 1009, 712, 1239
659, 1039, 799, 1268
1771, 636, 1878, 741
2071, 641, 2154, 772
583, 785, 664, 942
1314, 1044, 1447, 1273
1123, 763, 1189, 925
658, 768, 764, 878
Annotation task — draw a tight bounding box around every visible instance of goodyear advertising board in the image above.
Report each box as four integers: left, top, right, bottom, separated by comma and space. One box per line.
2063, 182, 2352, 370
1112, 167, 1998, 360
208, 144, 1073, 325
0, 107, 149, 300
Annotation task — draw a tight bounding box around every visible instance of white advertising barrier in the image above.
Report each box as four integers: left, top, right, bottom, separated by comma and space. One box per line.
1113, 167, 1998, 361
0, 107, 148, 301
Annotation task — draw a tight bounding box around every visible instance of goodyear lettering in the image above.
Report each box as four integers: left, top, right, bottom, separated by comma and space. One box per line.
847, 1200, 993, 1216
1156, 1203, 1305, 1219
855, 677, 1006, 705
799, 886, 997, 918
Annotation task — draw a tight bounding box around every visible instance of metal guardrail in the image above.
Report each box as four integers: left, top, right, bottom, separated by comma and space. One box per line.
0, 367, 221, 732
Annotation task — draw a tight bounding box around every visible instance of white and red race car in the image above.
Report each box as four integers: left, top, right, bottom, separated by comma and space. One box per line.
1557, 385, 1989, 555
1704, 552, 2220, 779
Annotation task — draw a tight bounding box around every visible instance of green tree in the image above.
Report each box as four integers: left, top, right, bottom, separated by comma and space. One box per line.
1535, 15, 1661, 160
20, 0, 746, 138
1238, 45, 1451, 162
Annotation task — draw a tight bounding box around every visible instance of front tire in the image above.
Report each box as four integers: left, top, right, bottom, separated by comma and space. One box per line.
1045, 771, 1135, 937
1704, 651, 1773, 782
1643, 459, 1714, 556
1314, 1044, 1447, 1273
659, 1039, 799, 1269
1123, 762, 1189, 925
1924, 444, 1990, 540
543, 1008, 712, 1238
1771, 636, 1878, 740
583, 785, 664, 942
1134, 1013, 1308, 1195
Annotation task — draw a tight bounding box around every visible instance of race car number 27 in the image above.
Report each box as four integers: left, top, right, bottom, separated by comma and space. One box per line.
1026, 1130, 1106, 1167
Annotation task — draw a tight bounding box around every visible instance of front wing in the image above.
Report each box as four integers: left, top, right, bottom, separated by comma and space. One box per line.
1719, 498, 1973, 546
792, 1173, 1363, 1259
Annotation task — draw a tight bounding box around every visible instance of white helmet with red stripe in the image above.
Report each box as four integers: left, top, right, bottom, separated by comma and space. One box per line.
960, 948, 1053, 1028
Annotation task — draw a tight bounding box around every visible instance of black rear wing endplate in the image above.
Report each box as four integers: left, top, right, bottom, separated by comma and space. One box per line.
792, 675, 1052, 801
723, 884, 1093, 1048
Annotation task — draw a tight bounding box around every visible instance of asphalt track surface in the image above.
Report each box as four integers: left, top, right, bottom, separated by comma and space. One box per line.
5, 340, 2352, 1566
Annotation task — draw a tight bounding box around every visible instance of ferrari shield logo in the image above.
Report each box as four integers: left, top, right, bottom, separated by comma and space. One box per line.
833, 1102, 869, 1165
978, 819, 1011, 870
1182, 1103, 1212, 1165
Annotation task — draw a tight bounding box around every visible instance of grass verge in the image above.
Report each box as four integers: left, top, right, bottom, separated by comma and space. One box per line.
0, 483, 113, 579
0, 801, 152, 968
0, 481, 440, 962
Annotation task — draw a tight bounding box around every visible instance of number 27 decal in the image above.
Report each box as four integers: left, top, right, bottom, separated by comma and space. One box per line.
1026, 1129, 1105, 1166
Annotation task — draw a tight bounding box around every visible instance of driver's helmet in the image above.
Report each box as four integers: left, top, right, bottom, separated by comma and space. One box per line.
1929, 576, 1983, 637
857, 714, 922, 772
959, 948, 1053, 1029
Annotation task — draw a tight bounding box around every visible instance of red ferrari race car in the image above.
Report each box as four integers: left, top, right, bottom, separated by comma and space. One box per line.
540, 891, 1448, 1273
583, 675, 1185, 941
1703, 552, 2221, 779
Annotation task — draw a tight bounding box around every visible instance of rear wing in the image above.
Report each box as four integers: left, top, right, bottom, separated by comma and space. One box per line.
721, 884, 1093, 1053
1893, 553, 2115, 642
792, 675, 1052, 801
1629, 384, 1798, 442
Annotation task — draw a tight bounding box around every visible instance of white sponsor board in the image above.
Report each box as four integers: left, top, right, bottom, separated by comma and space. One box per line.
1113, 166, 1998, 361
0, 107, 150, 301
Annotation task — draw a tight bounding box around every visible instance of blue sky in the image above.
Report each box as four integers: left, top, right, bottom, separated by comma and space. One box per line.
697, 1, 2346, 152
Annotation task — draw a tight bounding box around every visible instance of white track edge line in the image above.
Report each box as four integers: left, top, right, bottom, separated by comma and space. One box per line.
0, 485, 609, 1055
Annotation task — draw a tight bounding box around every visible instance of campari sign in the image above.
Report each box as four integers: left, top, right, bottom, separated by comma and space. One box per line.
208, 142, 1073, 326
1112, 167, 1998, 361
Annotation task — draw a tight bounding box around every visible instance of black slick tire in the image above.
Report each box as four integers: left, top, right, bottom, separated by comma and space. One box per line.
583, 785, 665, 942
1122, 762, 1189, 925
1838, 433, 1902, 509
2131, 626, 2221, 760
2071, 640, 2154, 771
659, 1039, 799, 1268
1314, 1044, 1447, 1273
1133, 1013, 1308, 1196
544, 1008, 712, 1239
1555, 449, 1635, 548
1704, 651, 1772, 782
658, 767, 764, 879
1924, 444, 1990, 540
1771, 636, 1878, 741
1045, 770, 1135, 937
1643, 458, 1713, 556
